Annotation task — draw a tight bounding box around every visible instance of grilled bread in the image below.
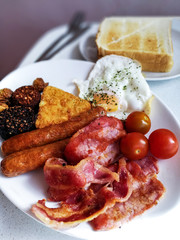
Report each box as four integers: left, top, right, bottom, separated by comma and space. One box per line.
96, 17, 173, 72
36, 86, 91, 128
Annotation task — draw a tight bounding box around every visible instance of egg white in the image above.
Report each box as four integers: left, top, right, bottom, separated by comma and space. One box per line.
74, 55, 152, 119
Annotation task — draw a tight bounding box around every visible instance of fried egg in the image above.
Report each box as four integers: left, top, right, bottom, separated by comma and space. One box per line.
74, 55, 152, 119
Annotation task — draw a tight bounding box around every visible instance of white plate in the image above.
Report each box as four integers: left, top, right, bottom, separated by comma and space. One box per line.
79, 19, 180, 81
0, 59, 180, 240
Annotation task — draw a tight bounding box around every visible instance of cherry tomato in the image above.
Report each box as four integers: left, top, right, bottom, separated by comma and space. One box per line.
125, 111, 151, 134
149, 129, 179, 159
120, 132, 149, 161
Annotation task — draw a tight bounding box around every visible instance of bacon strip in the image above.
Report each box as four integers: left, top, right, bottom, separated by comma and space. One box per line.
96, 141, 120, 166
47, 186, 81, 202
31, 158, 133, 229
45, 157, 119, 187
127, 156, 159, 181
64, 116, 126, 165
31, 188, 115, 230
90, 177, 165, 231
90, 156, 165, 230
44, 157, 119, 201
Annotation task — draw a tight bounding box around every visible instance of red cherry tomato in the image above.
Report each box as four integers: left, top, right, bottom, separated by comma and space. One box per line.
120, 132, 149, 161
125, 111, 151, 134
149, 128, 179, 159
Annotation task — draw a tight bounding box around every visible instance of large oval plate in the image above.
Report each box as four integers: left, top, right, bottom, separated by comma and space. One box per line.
0, 59, 180, 240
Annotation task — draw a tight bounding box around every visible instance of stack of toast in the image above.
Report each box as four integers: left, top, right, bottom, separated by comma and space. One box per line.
96, 17, 173, 72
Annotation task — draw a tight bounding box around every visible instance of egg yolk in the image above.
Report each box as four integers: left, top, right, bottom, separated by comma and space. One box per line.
92, 94, 119, 112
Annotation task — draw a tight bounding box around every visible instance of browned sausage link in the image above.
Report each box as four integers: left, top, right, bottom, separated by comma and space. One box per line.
1, 107, 106, 156
1, 138, 69, 177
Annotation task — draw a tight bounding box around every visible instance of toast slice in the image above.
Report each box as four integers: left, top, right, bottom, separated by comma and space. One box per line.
36, 86, 91, 128
96, 17, 173, 72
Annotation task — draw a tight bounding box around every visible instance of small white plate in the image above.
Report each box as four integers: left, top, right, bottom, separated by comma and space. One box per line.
0, 59, 180, 240
79, 19, 180, 81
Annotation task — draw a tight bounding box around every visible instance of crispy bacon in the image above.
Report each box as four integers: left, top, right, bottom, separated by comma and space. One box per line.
90, 177, 165, 231
31, 188, 115, 230
47, 186, 81, 202
44, 157, 119, 202
64, 116, 126, 165
31, 158, 134, 229
127, 156, 159, 181
31, 185, 130, 230
90, 156, 165, 230
96, 141, 120, 166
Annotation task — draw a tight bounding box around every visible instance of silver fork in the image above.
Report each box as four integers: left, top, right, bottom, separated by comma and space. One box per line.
35, 12, 87, 62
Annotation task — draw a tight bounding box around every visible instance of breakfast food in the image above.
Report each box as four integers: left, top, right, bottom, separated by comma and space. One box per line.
12, 86, 41, 108
35, 86, 91, 128
64, 116, 126, 165
1, 106, 106, 156
125, 111, 151, 134
0, 106, 35, 139
0, 88, 13, 104
0, 88, 13, 112
96, 17, 173, 72
44, 157, 119, 202
0, 103, 9, 112
0, 56, 179, 233
149, 128, 179, 159
33, 78, 49, 92
75, 55, 152, 120
1, 138, 69, 177
91, 172, 165, 230
31, 116, 165, 230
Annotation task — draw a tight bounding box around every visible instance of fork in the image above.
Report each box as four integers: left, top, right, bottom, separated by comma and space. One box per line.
35, 12, 86, 62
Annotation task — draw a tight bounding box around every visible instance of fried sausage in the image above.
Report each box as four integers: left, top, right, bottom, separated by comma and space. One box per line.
1, 138, 69, 177
1, 107, 106, 156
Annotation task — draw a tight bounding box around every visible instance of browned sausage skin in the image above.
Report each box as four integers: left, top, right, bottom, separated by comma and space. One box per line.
1, 107, 106, 156
1, 138, 69, 177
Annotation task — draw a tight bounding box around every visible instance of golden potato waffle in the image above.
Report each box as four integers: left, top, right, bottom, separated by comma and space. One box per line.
35, 86, 91, 128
